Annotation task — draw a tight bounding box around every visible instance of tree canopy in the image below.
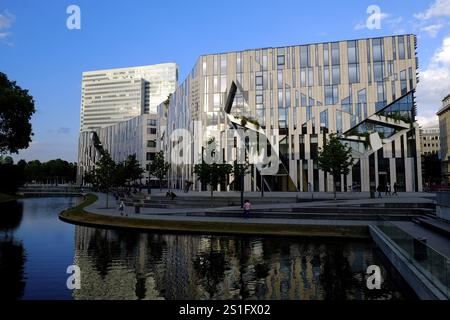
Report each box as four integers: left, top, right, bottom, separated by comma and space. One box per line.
317, 134, 353, 200
148, 151, 170, 190
0, 72, 36, 154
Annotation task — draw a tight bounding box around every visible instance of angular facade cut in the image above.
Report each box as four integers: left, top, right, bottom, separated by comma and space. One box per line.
158, 35, 422, 192
77, 63, 178, 184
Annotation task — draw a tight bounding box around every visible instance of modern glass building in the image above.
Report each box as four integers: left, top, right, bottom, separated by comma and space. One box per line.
77, 63, 178, 184
80, 63, 178, 131
159, 35, 422, 192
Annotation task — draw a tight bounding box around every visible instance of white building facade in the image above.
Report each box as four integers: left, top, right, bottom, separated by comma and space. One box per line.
159, 35, 422, 192
77, 63, 177, 184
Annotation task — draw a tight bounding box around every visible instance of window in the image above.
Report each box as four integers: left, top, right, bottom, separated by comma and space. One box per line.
300, 46, 308, 68
300, 68, 306, 86
323, 43, 329, 66
236, 52, 243, 73
324, 67, 330, 85
349, 63, 359, 83
392, 37, 397, 60
308, 68, 314, 86
348, 40, 359, 84
147, 128, 157, 134
336, 109, 343, 133
347, 40, 358, 64
220, 75, 227, 93
398, 36, 405, 59
278, 107, 287, 128
277, 49, 285, 69
325, 85, 339, 105
301, 93, 307, 107
286, 87, 291, 108
277, 70, 283, 88
331, 43, 340, 65
407, 36, 412, 59
262, 50, 268, 71
400, 70, 407, 95
278, 89, 283, 108
147, 119, 157, 126
320, 110, 328, 129
332, 65, 340, 85
147, 140, 156, 148
255, 73, 263, 87
374, 62, 384, 82
220, 55, 227, 74
372, 38, 384, 62
146, 152, 155, 161
408, 67, 413, 90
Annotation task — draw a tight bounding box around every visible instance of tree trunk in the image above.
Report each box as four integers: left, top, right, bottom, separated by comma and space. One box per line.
106, 191, 109, 208
333, 175, 337, 201
210, 187, 213, 200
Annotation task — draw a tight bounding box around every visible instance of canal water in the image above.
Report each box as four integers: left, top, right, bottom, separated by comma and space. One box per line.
0, 197, 412, 300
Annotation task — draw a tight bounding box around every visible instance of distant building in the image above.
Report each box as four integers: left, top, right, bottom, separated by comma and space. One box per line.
419, 125, 440, 156
77, 114, 158, 184
437, 94, 450, 184
79, 64, 177, 131
77, 64, 178, 184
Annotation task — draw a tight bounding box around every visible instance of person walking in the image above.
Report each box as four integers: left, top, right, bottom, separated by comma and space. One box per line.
385, 182, 391, 196
377, 185, 383, 198
393, 182, 398, 196
243, 199, 252, 218
119, 201, 125, 216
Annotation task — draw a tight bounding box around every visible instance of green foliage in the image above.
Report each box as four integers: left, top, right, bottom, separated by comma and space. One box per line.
22, 159, 77, 184
318, 134, 353, 199
0, 72, 36, 154
193, 141, 232, 197
148, 151, 170, 189
193, 161, 232, 197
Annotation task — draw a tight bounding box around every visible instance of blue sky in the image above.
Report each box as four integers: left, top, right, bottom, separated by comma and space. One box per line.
1, 0, 449, 162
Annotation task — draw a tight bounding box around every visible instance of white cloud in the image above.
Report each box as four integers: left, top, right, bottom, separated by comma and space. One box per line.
0, 31, 10, 39
415, 0, 450, 20
421, 23, 444, 37
416, 36, 450, 127
0, 10, 14, 42
0, 10, 14, 30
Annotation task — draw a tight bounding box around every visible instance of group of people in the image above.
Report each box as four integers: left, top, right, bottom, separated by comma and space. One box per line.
376, 182, 399, 198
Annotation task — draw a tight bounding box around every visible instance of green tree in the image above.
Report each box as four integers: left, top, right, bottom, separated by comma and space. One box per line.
148, 151, 170, 191
193, 161, 232, 199
90, 151, 117, 208
318, 134, 353, 200
0, 72, 36, 154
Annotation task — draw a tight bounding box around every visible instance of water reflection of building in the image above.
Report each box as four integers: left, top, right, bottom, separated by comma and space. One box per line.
72, 226, 402, 300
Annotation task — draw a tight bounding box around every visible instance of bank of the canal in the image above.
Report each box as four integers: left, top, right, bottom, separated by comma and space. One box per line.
59, 194, 371, 238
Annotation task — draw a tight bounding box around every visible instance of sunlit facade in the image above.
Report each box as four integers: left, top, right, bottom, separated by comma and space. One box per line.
80, 63, 178, 131
160, 35, 422, 192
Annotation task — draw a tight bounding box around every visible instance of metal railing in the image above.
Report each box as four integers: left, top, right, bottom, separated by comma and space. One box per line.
375, 217, 449, 298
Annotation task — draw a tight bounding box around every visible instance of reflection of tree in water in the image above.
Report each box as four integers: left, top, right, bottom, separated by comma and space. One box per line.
321, 244, 359, 300
87, 229, 124, 278
0, 201, 23, 232
0, 201, 26, 300
193, 237, 229, 299
0, 237, 26, 300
